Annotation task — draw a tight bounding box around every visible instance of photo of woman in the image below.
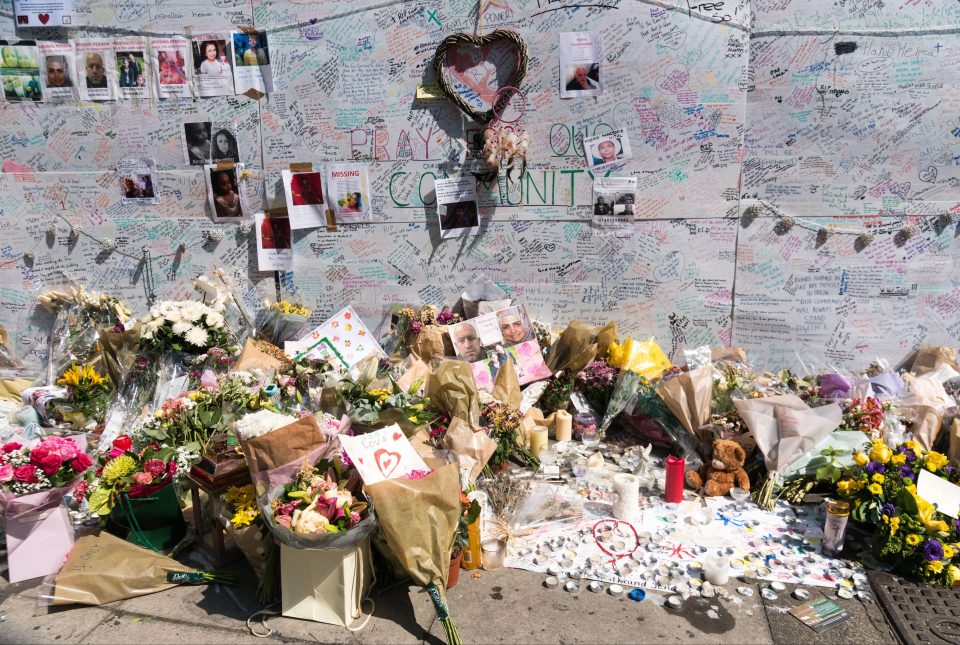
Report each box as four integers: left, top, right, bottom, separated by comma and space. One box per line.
192, 36, 234, 96
211, 128, 239, 163
208, 167, 244, 220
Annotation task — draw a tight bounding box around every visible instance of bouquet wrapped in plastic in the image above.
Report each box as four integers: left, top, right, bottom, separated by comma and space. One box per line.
256, 300, 310, 347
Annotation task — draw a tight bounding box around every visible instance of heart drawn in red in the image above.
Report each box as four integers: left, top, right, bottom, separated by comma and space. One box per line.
592, 519, 640, 564
374, 448, 401, 478
38, 12, 50, 23
392, 431, 402, 441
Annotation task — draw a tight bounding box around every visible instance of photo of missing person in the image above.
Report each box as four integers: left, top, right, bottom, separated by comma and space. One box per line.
83, 51, 108, 89
233, 32, 269, 67
496, 306, 531, 346
210, 127, 239, 163
290, 172, 324, 206
116, 51, 145, 88
564, 63, 599, 92
184, 122, 212, 165
338, 191, 363, 214
44, 55, 71, 87
450, 320, 483, 363
616, 192, 635, 216
156, 49, 187, 85
209, 167, 243, 220
0, 44, 42, 101
590, 136, 624, 167
439, 200, 479, 233
259, 212, 291, 249
122, 174, 154, 200
193, 39, 231, 78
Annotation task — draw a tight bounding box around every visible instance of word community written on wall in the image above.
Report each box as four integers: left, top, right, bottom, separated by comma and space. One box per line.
0, 0, 959, 372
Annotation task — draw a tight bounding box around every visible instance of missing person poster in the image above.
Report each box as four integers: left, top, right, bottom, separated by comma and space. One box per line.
435, 176, 480, 239
205, 163, 248, 222
326, 163, 372, 223
560, 32, 602, 99
75, 39, 116, 101
118, 158, 159, 205
183, 121, 239, 165
153, 37, 191, 99
38, 42, 76, 102
592, 176, 636, 236
231, 30, 273, 96
192, 33, 234, 97
255, 212, 293, 271
114, 38, 150, 100
282, 169, 326, 230
0, 41, 43, 102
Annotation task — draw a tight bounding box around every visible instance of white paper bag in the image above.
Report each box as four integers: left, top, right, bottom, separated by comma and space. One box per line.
280, 538, 372, 626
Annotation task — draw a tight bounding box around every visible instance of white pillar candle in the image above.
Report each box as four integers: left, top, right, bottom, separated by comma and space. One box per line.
529, 425, 549, 459
612, 473, 640, 522
554, 410, 572, 442
704, 555, 730, 586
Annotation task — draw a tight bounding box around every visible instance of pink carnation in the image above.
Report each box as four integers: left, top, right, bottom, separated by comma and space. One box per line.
0, 463, 13, 483
44, 436, 80, 460
349, 511, 361, 526
144, 459, 167, 478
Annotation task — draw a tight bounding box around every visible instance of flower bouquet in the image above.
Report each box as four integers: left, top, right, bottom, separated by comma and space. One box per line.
576, 359, 621, 418
394, 304, 459, 363
837, 439, 960, 585
256, 300, 311, 346
221, 484, 278, 603
480, 401, 538, 470
88, 436, 187, 553
55, 363, 112, 427
338, 358, 436, 435
0, 435, 92, 582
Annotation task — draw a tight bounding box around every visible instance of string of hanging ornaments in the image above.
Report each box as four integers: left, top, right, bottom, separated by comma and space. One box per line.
745, 201, 958, 251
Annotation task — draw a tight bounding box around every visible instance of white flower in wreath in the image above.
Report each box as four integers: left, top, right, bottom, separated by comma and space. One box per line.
184, 326, 209, 348
181, 301, 205, 323
171, 321, 193, 336
205, 311, 224, 327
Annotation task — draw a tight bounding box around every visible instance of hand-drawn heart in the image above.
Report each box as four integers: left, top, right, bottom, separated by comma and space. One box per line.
392, 431, 402, 441
38, 12, 49, 23
433, 29, 528, 125
374, 448, 401, 478
592, 519, 640, 563
919, 166, 937, 183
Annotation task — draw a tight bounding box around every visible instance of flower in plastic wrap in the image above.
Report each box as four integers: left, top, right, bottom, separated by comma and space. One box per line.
606, 337, 671, 379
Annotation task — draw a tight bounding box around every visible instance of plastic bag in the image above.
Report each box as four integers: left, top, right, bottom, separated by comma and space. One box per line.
606, 337, 671, 380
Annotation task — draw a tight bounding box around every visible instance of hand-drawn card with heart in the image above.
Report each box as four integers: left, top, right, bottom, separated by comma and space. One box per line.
433, 29, 527, 124
296, 305, 385, 368
338, 424, 429, 485
12, 0, 74, 28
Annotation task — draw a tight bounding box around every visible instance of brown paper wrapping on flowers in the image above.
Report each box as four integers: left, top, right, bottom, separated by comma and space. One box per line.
949, 419, 960, 467
427, 359, 481, 426
546, 321, 597, 374
656, 365, 714, 458
48, 532, 195, 605
711, 346, 748, 364
365, 463, 461, 592
408, 325, 454, 364
491, 358, 521, 407
237, 414, 326, 484
97, 323, 141, 390
893, 403, 943, 451
443, 417, 496, 483
909, 345, 959, 376
229, 523, 269, 580
231, 337, 287, 372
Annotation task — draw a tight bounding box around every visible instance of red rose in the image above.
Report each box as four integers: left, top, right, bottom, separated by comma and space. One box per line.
71, 453, 93, 472
29, 445, 49, 465
2, 442, 23, 453
112, 435, 133, 452
39, 454, 63, 476
14, 464, 38, 483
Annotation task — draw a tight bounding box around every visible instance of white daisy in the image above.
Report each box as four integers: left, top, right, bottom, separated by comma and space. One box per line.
184, 326, 209, 347
172, 321, 193, 336
205, 311, 225, 327
184, 301, 208, 322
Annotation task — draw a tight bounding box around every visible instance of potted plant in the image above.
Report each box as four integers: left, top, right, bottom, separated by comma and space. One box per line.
449, 492, 480, 588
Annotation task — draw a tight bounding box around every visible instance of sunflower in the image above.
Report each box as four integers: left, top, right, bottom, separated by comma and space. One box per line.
927, 560, 944, 574
868, 483, 883, 495
872, 473, 885, 484
906, 533, 922, 547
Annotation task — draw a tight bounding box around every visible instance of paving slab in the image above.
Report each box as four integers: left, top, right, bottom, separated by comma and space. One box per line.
78, 614, 270, 645
0, 593, 114, 644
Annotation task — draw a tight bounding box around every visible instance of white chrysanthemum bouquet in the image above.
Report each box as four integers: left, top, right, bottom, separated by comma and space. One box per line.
140, 300, 235, 354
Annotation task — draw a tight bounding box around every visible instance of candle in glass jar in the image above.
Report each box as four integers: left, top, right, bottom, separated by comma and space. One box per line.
573, 411, 597, 441
554, 410, 572, 442
529, 425, 549, 459
704, 554, 730, 585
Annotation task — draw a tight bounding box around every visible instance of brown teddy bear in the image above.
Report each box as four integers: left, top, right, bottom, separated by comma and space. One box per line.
685, 439, 750, 497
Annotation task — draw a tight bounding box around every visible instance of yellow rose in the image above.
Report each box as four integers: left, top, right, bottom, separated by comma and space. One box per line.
872, 473, 885, 484
852, 480, 865, 491
868, 483, 883, 495
853, 452, 869, 466
905, 440, 921, 452
913, 493, 950, 533
837, 479, 853, 496
926, 452, 949, 472
891, 454, 906, 466
906, 484, 917, 495
944, 545, 955, 560
930, 520, 950, 533
889, 517, 900, 535
906, 533, 922, 546
927, 560, 944, 574
869, 442, 892, 464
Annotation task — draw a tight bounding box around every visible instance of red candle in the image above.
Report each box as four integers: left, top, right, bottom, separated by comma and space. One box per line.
665, 456, 685, 503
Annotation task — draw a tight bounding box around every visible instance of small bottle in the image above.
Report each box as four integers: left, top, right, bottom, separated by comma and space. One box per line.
821, 499, 850, 558
461, 518, 482, 570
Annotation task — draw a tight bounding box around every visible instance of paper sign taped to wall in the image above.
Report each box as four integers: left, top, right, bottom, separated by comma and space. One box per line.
338, 425, 428, 485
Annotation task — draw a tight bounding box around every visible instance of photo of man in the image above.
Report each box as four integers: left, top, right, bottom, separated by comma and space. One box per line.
497, 308, 530, 345
584, 129, 632, 171
45, 55, 71, 87
565, 64, 599, 92
594, 195, 612, 216
591, 137, 621, 167
84, 52, 107, 88
451, 321, 483, 362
